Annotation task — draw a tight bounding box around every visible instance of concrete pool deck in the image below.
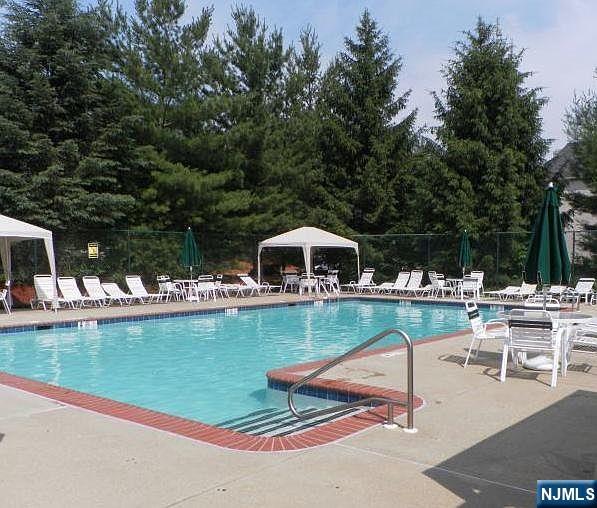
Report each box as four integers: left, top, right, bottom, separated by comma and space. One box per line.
0, 295, 596, 507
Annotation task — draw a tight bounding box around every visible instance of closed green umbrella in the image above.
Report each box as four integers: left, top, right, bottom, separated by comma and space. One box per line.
458, 230, 472, 277
524, 182, 571, 285
180, 227, 202, 278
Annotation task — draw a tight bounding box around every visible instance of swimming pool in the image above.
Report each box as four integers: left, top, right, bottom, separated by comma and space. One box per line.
0, 300, 497, 424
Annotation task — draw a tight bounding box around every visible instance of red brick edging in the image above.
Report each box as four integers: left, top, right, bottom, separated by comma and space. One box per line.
0, 328, 470, 452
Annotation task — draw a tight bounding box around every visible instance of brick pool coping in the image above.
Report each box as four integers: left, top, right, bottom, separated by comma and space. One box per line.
0, 327, 474, 452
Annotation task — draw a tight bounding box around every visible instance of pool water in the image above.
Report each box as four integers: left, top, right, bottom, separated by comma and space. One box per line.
0, 300, 497, 424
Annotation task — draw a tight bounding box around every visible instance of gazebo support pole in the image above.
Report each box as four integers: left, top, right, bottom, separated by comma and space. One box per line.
257, 247, 262, 284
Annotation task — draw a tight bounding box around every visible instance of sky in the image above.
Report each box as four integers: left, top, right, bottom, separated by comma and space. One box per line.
101, 0, 597, 156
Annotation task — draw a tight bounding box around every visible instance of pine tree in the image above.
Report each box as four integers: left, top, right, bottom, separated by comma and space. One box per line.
564, 77, 597, 269
0, 0, 135, 230
433, 19, 549, 234
319, 10, 416, 234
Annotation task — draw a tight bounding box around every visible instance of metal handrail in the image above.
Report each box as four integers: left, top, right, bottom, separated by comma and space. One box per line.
287, 328, 416, 432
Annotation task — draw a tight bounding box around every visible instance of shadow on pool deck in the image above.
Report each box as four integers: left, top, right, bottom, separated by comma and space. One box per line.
424, 389, 597, 506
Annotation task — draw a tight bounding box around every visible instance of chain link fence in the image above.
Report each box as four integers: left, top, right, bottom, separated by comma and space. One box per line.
5, 229, 597, 296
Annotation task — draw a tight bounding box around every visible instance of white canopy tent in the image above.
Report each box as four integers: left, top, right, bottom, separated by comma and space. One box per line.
257, 226, 359, 283
0, 214, 58, 309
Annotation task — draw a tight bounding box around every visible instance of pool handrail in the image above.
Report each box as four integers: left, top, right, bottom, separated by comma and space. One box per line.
287, 328, 416, 432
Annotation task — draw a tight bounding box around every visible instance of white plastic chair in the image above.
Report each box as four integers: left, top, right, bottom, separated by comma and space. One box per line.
157, 275, 183, 302
237, 274, 279, 296
470, 270, 484, 295
0, 283, 10, 314
125, 275, 166, 303
341, 268, 376, 293
32, 275, 66, 310
101, 282, 136, 305
501, 309, 563, 388
460, 275, 479, 300
57, 277, 96, 308
402, 270, 425, 296
463, 301, 508, 367
376, 272, 410, 294
563, 322, 597, 375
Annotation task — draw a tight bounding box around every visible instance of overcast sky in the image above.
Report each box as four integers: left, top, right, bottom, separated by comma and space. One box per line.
105, 0, 597, 156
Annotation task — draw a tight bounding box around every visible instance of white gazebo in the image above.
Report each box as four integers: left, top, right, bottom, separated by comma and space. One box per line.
0, 214, 58, 309
257, 226, 359, 283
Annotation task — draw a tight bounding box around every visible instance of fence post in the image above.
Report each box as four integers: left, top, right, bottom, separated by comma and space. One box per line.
127, 230, 131, 272
571, 229, 576, 278
426, 235, 431, 268
495, 232, 500, 281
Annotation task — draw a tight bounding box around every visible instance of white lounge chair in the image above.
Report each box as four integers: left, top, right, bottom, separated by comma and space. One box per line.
523, 295, 560, 310
83, 276, 118, 306
376, 272, 410, 294
485, 286, 521, 300
237, 274, 279, 296
341, 268, 376, 293
31, 275, 66, 310
463, 300, 508, 367
518, 282, 537, 299
563, 322, 597, 375
126, 275, 166, 303
561, 278, 595, 305
101, 282, 136, 305
501, 309, 563, 388
57, 277, 95, 308
402, 270, 431, 296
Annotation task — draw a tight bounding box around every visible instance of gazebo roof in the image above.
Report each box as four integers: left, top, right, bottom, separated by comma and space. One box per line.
258, 227, 357, 250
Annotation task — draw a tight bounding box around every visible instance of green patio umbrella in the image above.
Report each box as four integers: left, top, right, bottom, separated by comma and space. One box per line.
180, 227, 202, 278
523, 182, 571, 285
458, 230, 472, 277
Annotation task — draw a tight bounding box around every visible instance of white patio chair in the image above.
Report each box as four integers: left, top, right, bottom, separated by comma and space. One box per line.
429, 272, 453, 297
324, 270, 340, 294
298, 274, 318, 296
189, 281, 217, 301
32, 275, 66, 310
460, 275, 479, 300
0, 284, 10, 314
157, 275, 183, 302
463, 301, 508, 367
125, 275, 166, 303
101, 282, 137, 305
57, 277, 97, 308
501, 309, 563, 388
376, 271, 410, 294
563, 322, 597, 376
341, 268, 376, 293
82, 276, 116, 306
470, 270, 485, 296
281, 273, 300, 293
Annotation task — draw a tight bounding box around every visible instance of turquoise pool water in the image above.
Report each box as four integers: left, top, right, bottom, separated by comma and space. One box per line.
0, 300, 497, 424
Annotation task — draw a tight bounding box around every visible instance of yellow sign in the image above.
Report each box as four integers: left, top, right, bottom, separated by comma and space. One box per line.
88, 242, 99, 259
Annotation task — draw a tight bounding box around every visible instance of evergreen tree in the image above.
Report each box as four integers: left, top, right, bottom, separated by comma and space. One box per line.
0, 0, 135, 230
319, 10, 416, 234
111, 0, 253, 233
564, 76, 597, 269
432, 19, 549, 234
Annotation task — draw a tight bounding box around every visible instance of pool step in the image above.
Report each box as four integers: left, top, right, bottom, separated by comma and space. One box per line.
214, 406, 362, 437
